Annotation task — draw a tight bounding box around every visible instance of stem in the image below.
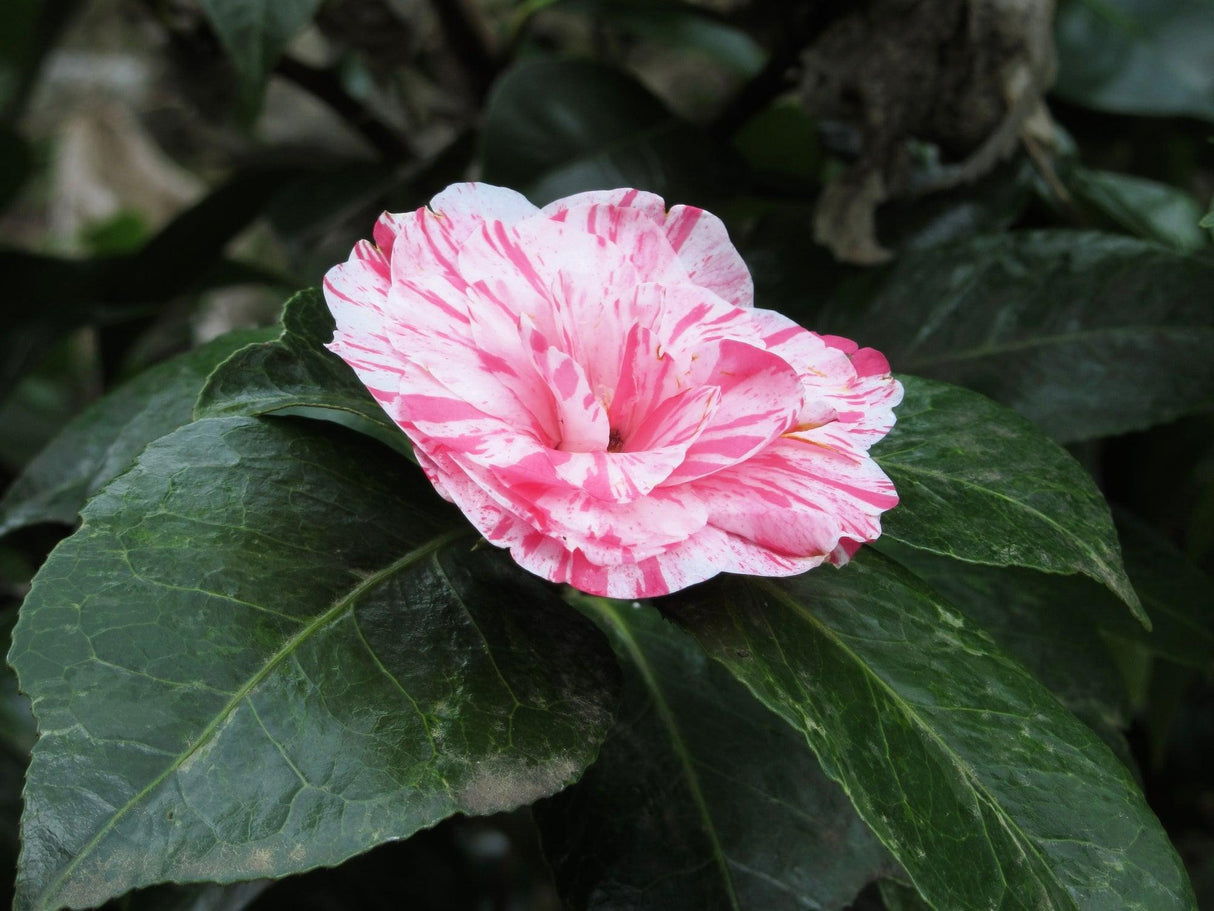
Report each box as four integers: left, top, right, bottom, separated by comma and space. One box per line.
427, 0, 501, 102
275, 55, 413, 161
708, 0, 848, 140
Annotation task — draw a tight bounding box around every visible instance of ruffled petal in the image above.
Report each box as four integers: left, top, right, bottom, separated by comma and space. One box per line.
695, 436, 899, 564
428, 182, 538, 231
325, 183, 901, 599
661, 339, 802, 484
664, 204, 754, 308
541, 188, 667, 223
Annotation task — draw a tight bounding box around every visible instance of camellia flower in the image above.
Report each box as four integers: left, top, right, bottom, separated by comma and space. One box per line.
324, 183, 902, 598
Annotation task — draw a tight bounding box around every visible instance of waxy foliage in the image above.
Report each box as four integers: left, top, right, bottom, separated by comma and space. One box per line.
4, 0, 1213, 906
4, 284, 1204, 909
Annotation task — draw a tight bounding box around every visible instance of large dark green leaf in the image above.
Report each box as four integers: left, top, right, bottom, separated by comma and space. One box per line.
481, 59, 732, 206
816, 231, 1214, 443
889, 513, 1214, 676
538, 598, 896, 909
1053, 0, 1214, 122
663, 552, 1196, 910
198, 0, 325, 111
195, 289, 409, 458
874, 376, 1142, 618
875, 542, 1131, 756
0, 328, 277, 538
10, 417, 619, 910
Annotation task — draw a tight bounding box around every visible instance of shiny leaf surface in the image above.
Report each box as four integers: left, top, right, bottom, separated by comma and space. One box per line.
817, 231, 1214, 442
1054, 0, 1214, 122
664, 553, 1196, 910
0, 329, 276, 538
11, 417, 619, 910
538, 598, 896, 909
195, 289, 410, 458
874, 376, 1142, 619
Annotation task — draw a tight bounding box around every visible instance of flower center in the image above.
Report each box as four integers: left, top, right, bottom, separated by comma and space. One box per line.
607, 427, 624, 452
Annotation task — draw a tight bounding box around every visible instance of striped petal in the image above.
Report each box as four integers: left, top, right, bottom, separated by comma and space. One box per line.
697, 436, 900, 564
662, 339, 803, 484
324, 182, 902, 599
540, 188, 667, 223
664, 204, 754, 308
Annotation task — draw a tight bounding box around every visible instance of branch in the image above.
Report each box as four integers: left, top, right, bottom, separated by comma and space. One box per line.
708, 1, 848, 140
427, 0, 501, 103
275, 55, 414, 161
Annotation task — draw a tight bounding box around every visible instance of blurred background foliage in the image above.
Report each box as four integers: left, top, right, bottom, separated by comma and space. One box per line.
0, 0, 1211, 908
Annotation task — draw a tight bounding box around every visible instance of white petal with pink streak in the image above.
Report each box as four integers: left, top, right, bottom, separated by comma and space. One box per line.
664, 204, 754, 308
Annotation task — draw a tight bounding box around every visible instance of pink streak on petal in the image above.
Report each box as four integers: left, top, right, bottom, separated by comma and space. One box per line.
663, 339, 803, 484
519, 319, 610, 453
324, 182, 902, 599
428, 182, 539, 231
664, 204, 754, 308
541, 188, 667, 223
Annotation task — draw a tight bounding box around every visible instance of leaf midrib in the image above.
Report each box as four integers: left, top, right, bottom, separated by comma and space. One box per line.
901, 324, 1214, 371
592, 600, 742, 911
35, 525, 467, 910
753, 578, 1077, 910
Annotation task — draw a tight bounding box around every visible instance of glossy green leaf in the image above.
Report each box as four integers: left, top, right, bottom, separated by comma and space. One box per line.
195, 289, 409, 458
816, 231, 1214, 443
663, 552, 1197, 910
0, 328, 277, 538
198, 0, 324, 111
888, 515, 1214, 676
538, 598, 896, 909
874, 376, 1142, 619
875, 541, 1132, 756
1067, 168, 1208, 252
11, 417, 619, 910
1053, 0, 1214, 122
481, 59, 732, 206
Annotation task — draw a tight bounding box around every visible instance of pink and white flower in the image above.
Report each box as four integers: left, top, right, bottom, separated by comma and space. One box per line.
324, 183, 902, 598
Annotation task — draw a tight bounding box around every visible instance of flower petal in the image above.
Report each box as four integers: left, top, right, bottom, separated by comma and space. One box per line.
428, 182, 539, 228
541, 188, 667, 223
664, 204, 754, 308
696, 435, 899, 565
662, 339, 803, 484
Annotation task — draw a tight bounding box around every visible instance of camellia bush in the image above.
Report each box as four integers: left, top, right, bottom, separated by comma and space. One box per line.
2, 2, 1213, 910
